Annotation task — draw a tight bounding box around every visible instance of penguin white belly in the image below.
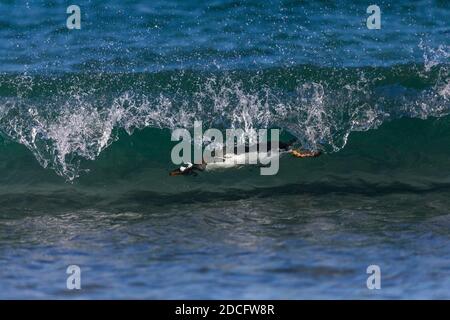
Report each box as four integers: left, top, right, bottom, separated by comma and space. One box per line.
205, 151, 280, 171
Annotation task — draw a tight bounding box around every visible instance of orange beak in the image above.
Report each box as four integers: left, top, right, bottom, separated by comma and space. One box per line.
169, 169, 183, 176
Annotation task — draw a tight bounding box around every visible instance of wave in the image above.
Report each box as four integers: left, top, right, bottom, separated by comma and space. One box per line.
0, 59, 449, 181
0, 113, 449, 197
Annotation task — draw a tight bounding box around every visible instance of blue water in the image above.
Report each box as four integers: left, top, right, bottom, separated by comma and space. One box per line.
0, 0, 449, 299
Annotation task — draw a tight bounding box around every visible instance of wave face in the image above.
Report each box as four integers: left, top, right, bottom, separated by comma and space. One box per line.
0, 61, 449, 183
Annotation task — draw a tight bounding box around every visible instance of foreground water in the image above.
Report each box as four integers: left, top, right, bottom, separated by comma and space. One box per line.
0, 0, 449, 298
2, 188, 450, 299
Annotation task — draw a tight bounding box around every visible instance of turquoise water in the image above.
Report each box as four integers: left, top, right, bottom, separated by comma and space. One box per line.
0, 0, 449, 299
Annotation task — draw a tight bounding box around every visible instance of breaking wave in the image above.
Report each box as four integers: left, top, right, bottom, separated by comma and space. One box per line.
0, 45, 448, 181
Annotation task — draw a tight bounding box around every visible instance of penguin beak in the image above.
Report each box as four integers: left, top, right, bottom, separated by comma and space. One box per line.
169, 169, 183, 176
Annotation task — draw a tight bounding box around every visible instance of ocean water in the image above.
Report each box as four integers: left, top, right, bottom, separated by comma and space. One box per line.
0, 0, 449, 299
